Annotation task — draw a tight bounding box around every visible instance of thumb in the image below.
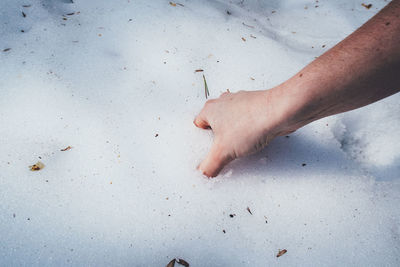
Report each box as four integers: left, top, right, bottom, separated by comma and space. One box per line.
193, 114, 211, 129
198, 142, 233, 177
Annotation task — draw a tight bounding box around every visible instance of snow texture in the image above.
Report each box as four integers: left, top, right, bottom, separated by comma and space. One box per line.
0, 0, 399, 266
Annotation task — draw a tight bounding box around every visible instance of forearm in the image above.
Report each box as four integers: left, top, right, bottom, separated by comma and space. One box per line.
275, 0, 400, 131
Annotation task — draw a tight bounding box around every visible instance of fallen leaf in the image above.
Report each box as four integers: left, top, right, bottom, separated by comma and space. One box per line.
246, 207, 253, 215
61, 146, 72, 151
29, 161, 45, 171
166, 259, 176, 267
177, 259, 189, 267
277, 249, 287, 258
362, 3, 372, 9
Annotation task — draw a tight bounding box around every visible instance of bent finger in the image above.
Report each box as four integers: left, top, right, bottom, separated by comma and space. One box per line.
198, 142, 233, 177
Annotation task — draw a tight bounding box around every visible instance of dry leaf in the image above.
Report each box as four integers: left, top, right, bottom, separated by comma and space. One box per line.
29, 161, 45, 171
246, 207, 253, 215
61, 146, 72, 151
276, 249, 287, 257
362, 3, 372, 9
177, 259, 189, 267
166, 259, 176, 267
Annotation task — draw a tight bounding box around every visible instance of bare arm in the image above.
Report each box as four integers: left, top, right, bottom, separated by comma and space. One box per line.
194, 0, 400, 177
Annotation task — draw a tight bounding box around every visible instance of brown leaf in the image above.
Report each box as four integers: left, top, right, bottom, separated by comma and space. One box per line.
276, 249, 287, 258
169, 2, 177, 6
362, 3, 372, 9
61, 146, 72, 151
166, 259, 175, 267
246, 207, 253, 215
29, 161, 45, 171
177, 259, 189, 267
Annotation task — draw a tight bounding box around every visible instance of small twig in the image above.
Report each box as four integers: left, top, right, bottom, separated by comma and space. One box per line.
203, 74, 210, 99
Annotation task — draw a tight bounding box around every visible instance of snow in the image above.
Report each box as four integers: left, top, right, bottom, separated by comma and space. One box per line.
0, 0, 399, 266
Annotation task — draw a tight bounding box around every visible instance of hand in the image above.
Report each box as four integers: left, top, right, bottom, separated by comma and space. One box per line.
194, 88, 296, 177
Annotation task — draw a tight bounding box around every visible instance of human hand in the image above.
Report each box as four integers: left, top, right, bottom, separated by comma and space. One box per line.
194, 88, 297, 177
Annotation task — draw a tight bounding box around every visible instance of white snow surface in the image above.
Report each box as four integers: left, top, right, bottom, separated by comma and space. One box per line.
1, 0, 399, 266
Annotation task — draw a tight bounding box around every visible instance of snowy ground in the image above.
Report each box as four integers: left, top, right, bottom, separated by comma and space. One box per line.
1, 0, 399, 266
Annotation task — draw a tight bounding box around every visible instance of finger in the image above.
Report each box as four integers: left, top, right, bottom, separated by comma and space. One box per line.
193, 115, 211, 129
219, 91, 230, 98
198, 142, 233, 177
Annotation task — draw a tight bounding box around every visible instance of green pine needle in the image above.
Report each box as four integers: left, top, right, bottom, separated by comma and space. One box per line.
203, 74, 210, 99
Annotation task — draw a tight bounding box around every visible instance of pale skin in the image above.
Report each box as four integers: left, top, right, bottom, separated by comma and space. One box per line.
194, 0, 400, 177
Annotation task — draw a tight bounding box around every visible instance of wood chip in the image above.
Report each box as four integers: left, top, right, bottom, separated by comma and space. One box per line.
276, 249, 287, 257
61, 146, 72, 151
29, 161, 45, 171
